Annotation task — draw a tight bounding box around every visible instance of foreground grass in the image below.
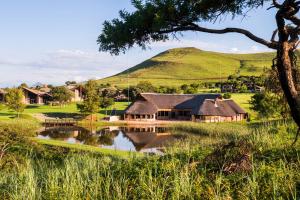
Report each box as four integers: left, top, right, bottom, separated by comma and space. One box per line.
1, 120, 299, 199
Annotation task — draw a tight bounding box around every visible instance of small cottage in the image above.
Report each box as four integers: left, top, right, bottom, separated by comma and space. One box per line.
0, 89, 6, 102
22, 87, 52, 105
66, 85, 84, 102
125, 93, 247, 122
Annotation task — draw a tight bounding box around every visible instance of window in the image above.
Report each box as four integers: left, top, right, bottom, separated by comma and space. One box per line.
158, 111, 169, 117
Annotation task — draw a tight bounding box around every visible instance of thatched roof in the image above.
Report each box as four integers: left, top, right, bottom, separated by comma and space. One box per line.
125, 100, 158, 115
195, 99, 246, 116
141, 93, 220, 110
125, 93, 246, 116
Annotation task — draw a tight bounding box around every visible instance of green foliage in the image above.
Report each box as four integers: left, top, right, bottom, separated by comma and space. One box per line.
180, 82, 201, 94
0, 120, 40, 171
223, 93, 232, 99
249, 92, 281, 119
100, 86, 117, 98
77, 80, 100, 115
5, 88, 26, 118
18, 83, 28, 88
237, 84, 248, 93
98, 0, 265, 55
156, 86, 179, 94
65, 81, 77, 86
51, 86, 73, 106
136, 81, 156, 93
99, 97, 115, 115
249, 68, 290, 119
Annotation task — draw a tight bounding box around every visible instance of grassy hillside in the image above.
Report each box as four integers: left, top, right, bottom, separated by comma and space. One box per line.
97, 47, 276, 87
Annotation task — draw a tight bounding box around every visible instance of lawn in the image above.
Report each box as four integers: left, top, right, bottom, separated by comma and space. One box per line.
230, 93, 256, 119
0, 102, 129, 121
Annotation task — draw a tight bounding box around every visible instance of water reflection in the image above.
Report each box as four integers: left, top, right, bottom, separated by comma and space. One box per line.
38, 126, 179, 153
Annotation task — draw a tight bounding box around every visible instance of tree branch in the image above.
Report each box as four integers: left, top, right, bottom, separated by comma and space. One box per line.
273, 0, 282, 8
157, 24, 278, 49
271, 29, 278, 42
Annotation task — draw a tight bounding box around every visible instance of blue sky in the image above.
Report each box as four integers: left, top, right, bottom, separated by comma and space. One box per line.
0, 0, 277, 87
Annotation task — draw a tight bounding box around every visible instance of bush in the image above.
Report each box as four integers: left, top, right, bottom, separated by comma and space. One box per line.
223, 93, 232, 99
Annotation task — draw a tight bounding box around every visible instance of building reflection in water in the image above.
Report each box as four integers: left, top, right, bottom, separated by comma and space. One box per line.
38, 125, 180, 153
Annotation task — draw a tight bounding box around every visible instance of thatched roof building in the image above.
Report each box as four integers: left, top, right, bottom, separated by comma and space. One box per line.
125, 93, 247, 122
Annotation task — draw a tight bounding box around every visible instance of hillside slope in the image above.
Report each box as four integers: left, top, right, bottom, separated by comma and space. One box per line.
97, 47, 276, 87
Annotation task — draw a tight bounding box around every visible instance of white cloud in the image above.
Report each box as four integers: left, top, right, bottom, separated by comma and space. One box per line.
230, 47, 239, 53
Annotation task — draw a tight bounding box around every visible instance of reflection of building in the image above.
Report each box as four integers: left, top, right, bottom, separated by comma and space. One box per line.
125, 93, 247, 123
121, 126, 176, 151
39, 125, 180, 153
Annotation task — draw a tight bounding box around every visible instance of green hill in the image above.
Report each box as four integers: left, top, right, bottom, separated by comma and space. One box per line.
97, 47, 276, 87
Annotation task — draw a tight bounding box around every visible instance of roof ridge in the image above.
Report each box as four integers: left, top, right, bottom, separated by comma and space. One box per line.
141, 93, 221, 96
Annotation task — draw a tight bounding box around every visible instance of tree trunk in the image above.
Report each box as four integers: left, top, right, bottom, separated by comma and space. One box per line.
276, 43, 300, 128
275, 11, 300, 130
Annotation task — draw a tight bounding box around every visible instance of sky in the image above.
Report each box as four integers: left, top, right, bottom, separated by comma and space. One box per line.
0, 0, 278, 87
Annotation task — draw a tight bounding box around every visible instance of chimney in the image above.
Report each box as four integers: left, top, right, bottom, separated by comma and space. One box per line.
214, 100, 218, 108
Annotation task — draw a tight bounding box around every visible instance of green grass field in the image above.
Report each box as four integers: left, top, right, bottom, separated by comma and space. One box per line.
97, 47, 276, 87
0, 102, 129, 120
230, 93, 256, 118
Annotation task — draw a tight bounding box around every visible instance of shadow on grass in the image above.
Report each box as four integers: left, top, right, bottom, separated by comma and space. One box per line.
42, 112, 84, 120
99, 110, 124, 116
25, 105, 40, 109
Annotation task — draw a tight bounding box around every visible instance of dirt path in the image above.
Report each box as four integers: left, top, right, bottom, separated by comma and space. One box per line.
32, 113, 56, 122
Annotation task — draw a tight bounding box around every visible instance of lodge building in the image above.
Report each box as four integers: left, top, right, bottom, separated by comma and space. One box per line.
124, 93, 247, 123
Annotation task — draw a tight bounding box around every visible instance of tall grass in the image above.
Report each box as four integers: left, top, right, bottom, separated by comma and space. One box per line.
0, 121, 299, 199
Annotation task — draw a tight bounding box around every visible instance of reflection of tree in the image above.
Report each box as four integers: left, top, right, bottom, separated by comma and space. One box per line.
76, 130, 92, 143
40, 129, 73, 139
98, 134, 114, 146
84, 135, 101, 146
98, 130, 119, 146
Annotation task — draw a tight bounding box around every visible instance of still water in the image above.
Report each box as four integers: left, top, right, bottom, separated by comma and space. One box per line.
38, 126, 181, 153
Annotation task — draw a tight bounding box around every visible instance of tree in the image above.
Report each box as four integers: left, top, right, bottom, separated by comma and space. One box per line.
250, 92, 281, 119
136, 81, 157, 93
100, 86, 117, 98
223, 93, 232, 99
100, 97, 115, 116
19, 83, 28, 88
77, 80, 100, 120
5, 88, 25, 118
98, 0, 300, 134
51, 86, 73, 106
260, 68, 291, 119
65, 81, 77, 86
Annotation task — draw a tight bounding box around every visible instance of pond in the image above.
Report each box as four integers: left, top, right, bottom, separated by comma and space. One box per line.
38, 125, 182, 153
